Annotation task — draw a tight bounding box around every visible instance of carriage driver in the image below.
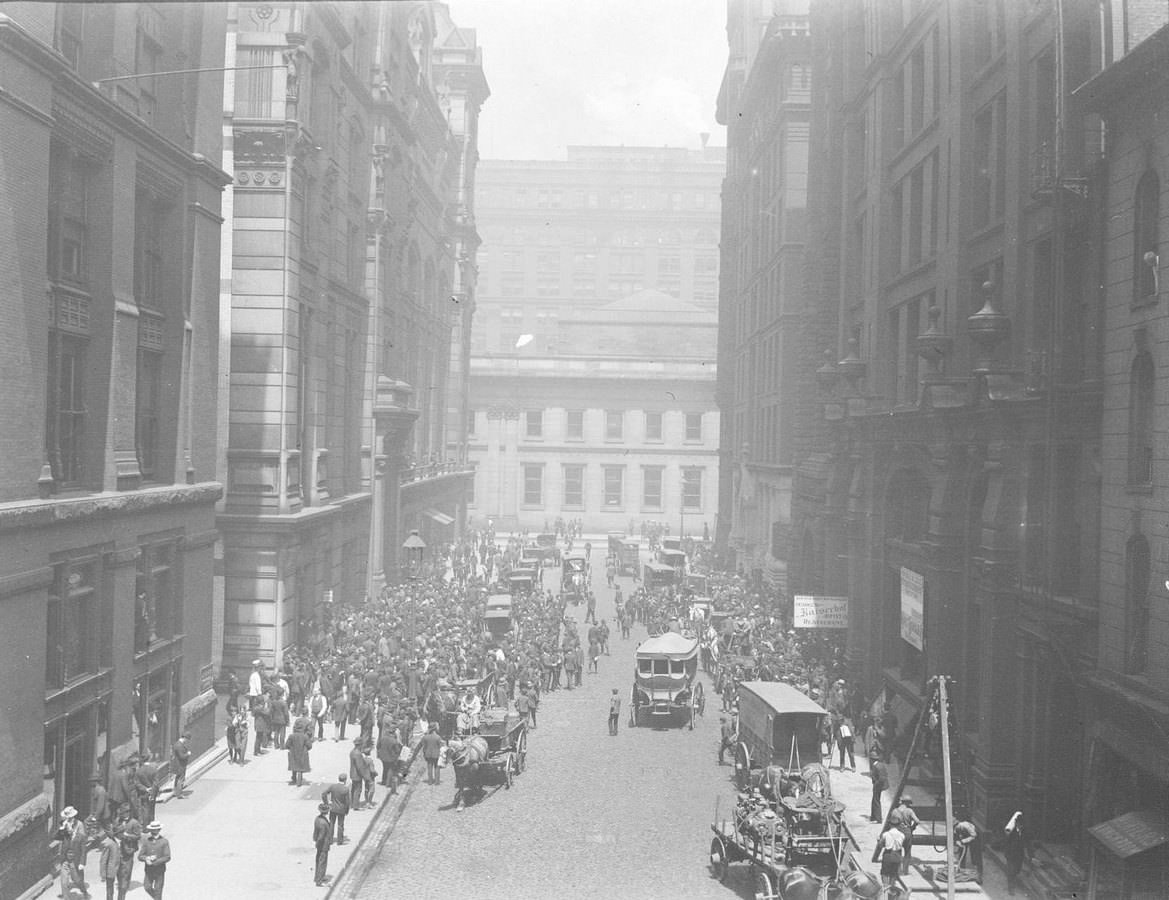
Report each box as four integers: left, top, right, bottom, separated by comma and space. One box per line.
458, 688, 482, 735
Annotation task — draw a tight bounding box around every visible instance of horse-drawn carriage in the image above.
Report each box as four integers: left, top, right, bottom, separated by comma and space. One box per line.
630, 632, 704, 729
561, 552, 588, 602
448, 709, 528, 810
507, 567, 537, 595
426, 672, 497, 739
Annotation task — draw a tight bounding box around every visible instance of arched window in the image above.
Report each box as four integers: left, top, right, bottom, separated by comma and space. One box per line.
1124, 534, 1150, 674
1133, 170, 1160, 300
1128, 352, 1154, 485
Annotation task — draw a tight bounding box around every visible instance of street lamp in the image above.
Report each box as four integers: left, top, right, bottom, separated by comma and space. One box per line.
402, 529, 427, 580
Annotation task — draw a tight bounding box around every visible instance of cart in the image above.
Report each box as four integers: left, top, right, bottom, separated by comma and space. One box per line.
618, 540, 641, 577
477, 709, 528, 787
429, 672, 497, 739
709, 788, 862, 899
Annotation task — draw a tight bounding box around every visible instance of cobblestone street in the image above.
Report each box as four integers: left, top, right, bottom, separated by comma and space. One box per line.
351, 554, 750, 900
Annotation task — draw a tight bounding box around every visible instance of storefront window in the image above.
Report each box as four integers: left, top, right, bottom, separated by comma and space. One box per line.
46, 558, 100, 689
136, 542, 177, 652
133, 666, 178, 762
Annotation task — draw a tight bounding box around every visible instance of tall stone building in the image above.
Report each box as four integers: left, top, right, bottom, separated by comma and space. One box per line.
0, 4, 228, 896
790, 0, 1117, 878
715, 0, 812, 591
218, 2, 483, 667
1075, 14, 1169, 894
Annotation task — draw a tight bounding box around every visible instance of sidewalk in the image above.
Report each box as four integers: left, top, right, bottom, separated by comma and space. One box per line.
65, 723, 421, 900
806, 752, 1008, 898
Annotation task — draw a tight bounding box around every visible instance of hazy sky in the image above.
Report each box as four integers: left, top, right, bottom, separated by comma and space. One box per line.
446, 0, 728, 160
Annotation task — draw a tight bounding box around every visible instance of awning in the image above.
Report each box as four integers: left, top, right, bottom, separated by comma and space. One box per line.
1088, 810, 1169, 860
423, 508, 454, 526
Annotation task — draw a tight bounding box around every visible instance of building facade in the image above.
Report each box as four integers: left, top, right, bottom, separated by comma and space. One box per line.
472, 145, 724, 361
785, 0, 1112, 878
716, 0, 813, 592
0, 4, 228, 896
1076, 15, 1169, 894
218, 2, 482, 668
468, 289, 719, 536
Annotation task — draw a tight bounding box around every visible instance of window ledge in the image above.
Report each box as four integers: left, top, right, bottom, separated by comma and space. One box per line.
1130, 294, 1159, 312
1125, 482, 1154, 496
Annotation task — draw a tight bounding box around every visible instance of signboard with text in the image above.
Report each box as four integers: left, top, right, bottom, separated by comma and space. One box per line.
793, 595, 849, 629
900, 567, 924, 650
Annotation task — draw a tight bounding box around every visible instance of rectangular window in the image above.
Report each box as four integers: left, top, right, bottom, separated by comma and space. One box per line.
659, 255, 681, 275
46, 558, 100, 690
135, 25, 162, 125
54, 3, 85, 70
908, 165, 925, 267
136, 345, 163, 479
645, 411, 663, 442
566, 410, 584, 441
682, 467, 703, 511
563, 464, 584, 508
605, 410, 623, 441
642, 466, 663, 510
603, 466, 624, 508
685, 412, 703, 442
523, 464, 543, 507
135, 542, 176, 651
525, 410, 543, 438
47, 324, 88, 486
52, 152, 90, 286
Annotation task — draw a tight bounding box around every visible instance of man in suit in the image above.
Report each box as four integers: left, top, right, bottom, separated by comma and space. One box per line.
134, 752, 161, 825
312, 802, 332, 886
377, 726, 402, 794
321, 774, 351, 844
170, 733, 191, 799
137, 821, 171, 899
348, 739, 368, 809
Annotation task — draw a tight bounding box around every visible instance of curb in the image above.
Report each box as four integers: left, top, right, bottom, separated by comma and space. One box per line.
325, 740, 424, 897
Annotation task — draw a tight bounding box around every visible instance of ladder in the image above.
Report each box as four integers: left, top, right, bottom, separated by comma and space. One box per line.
882, 675, 975, 900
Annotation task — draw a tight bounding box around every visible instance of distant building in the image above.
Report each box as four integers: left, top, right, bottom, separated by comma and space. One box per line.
0, 4, 228, 896
468, 289, 718, 536
472, 145, 724, 360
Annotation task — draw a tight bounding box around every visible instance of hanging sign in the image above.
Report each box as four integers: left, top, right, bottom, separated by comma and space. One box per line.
900, 567, 924, 650
792, 595, 849, 629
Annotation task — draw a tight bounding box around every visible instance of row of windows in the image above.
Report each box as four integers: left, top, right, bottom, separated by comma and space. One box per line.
484, 250, 718, 277
478, 187, 719, 212
502, 464, 704, 511
45, 145, 176, 487
470, 410, 705, 443
46, 540, 181, 692
479, 226, 719, 249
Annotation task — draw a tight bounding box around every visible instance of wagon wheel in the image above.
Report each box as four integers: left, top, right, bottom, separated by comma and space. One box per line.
504, 754, 513, 788
754, 868, 776, 900
689, 693, 696, 730
515, 729, 527, 772
734, 741, 752, 790
709, 836, 730, 883
695, 682, 706, 717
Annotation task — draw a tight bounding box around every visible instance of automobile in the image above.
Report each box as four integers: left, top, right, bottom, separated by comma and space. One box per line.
561, 552, 588, 600
527, 533, 562, 566
685, 573, 709, 595
643, 561, 678, 591
618, 540, 641, 577
657, 547, 687, 574
607, 531, 626, 555
631, 632, 703, 729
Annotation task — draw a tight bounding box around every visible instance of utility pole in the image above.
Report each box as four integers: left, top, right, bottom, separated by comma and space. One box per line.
938, 675, 957, 900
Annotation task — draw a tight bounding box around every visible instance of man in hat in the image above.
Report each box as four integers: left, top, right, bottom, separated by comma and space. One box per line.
108, 756, 139, 822
170, 733, 191, 799
134, 752, 160, 825
348, 739, 371, 809
321, 774, 351, 844
312, 801, 332, 886
56, 805, 88, 900
113, 806, 139, 900
420, 722, 444, 785
89, 774, 111, 828
97, 821, 120, 900
137, 821, 170, 899
719, 716, 737, 766
247, 659, 264, 711
608, 688, 621, 735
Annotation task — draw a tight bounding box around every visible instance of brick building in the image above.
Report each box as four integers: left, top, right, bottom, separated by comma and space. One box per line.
0, 4, 228, 896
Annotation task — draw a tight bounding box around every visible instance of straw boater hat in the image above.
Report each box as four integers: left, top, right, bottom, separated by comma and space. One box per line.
146, 822, 162, 832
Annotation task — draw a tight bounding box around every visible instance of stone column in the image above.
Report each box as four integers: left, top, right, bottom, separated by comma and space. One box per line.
372, 377, 418, 587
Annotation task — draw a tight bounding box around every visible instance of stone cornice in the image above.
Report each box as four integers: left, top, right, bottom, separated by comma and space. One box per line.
0, 483, 223, 535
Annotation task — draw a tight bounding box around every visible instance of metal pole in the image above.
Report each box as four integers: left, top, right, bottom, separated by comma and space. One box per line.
95, 64, 282, 84
938, 676, 957, 900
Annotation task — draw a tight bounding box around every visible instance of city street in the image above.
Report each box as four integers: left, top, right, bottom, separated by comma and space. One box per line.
350, 547, 751, 900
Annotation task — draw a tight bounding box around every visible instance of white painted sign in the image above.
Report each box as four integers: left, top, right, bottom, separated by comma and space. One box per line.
900, 567, 924, 651
793, 595, 849, 629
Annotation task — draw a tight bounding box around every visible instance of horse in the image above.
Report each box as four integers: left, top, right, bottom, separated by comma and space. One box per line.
448, 735, 489, 810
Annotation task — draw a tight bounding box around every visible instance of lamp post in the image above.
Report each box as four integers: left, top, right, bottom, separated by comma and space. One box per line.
402, 529, 427, 581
